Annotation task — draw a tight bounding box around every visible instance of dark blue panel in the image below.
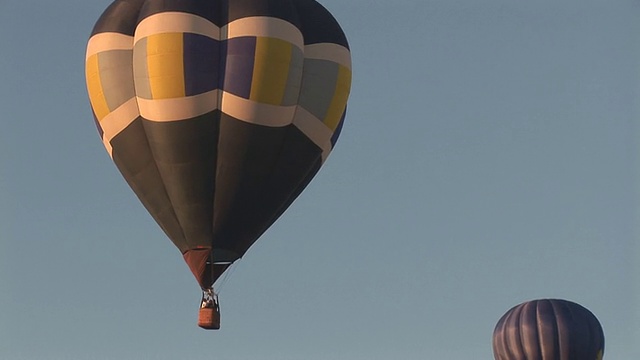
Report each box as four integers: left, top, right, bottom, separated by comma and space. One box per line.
222, 37, 256, 99
183, 33, 221, 97
91, 0, 146, 36
138, 0, 223, 27
294, 0, 349, 48
330, 108, 346, 147
227, 0, 299, 26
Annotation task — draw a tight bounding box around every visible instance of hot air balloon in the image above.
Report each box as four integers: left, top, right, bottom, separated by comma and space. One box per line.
492, 299, 605, 360
85, 0, 351, 329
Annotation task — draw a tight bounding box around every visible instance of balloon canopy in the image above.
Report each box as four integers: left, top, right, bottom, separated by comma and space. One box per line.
85, 0, 351, 290
492, 299, 604, 360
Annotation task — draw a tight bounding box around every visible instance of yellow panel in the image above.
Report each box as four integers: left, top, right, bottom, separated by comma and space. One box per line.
146, 33, 186, 99
323, 65, 352, 131
250, 37, 292, 105
85, 54, 110, 121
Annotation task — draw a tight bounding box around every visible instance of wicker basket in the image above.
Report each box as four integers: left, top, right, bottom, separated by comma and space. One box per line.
198, 307, 220, 330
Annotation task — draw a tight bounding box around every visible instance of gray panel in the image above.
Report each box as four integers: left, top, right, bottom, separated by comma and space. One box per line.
298, 58, 338, 120
133, 38, 152, 99
282, 46, 304, 106
99, 50, 135, 111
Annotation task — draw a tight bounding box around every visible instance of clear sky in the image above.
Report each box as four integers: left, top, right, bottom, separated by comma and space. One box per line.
1, 0, 638, 359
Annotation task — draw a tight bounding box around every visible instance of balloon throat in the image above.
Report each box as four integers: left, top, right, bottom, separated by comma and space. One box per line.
200, 288, 218, 310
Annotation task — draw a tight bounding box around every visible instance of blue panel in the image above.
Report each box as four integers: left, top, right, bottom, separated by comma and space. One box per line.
183, 33, 221, 97
222, 37, 256, 99
92, 113, 104, 138
330, 109, 346, 148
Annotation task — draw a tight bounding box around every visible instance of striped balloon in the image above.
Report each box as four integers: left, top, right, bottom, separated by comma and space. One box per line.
85, 0, 351, 289
493, 299, 605, 360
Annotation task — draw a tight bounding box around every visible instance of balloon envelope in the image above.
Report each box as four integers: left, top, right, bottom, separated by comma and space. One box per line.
492, 299, 604, 360
86, 0, 351, 289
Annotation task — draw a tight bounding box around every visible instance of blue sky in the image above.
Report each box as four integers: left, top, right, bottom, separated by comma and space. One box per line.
1, 0, 638, 359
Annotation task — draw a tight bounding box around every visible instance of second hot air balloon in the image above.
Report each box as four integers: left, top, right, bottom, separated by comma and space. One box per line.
493, 299, 605, 360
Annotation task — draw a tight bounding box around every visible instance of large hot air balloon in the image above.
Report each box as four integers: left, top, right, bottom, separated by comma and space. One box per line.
85, 0, 351, 329
493, 299, 605, 360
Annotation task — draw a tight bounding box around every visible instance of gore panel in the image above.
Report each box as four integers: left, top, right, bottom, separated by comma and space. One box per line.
261, 131, 323, 233
519, 301, 542, 360
141, 112, 219, 251
212, 115, 322, 257
111, 118, 188, 251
